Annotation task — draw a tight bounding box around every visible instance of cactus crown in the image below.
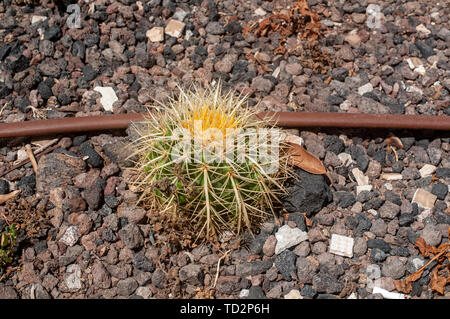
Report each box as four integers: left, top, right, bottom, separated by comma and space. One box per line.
128, 83, 291, 241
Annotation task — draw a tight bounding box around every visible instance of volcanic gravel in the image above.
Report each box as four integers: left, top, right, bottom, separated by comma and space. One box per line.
0, 0, 449, 299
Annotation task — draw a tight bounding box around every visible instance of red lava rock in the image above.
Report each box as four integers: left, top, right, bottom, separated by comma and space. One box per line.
77, 214, 93, 236
104, 176, 121, 195
73, 169, 101, 189
81, 232, 98, 251
117, 203, 147, 223
36, 153, 85, 196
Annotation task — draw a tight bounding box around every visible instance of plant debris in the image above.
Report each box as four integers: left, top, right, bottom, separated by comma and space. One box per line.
394, 231, 450, 295
243, 0, 333, 74
2, 197, 49, 238
285, 140, 333, 185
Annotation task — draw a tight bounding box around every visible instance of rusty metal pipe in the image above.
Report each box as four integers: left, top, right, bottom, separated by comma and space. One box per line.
0, 112, 449, 138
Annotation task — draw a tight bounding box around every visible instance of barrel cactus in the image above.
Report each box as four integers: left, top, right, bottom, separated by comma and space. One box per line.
128, 83, 291, 240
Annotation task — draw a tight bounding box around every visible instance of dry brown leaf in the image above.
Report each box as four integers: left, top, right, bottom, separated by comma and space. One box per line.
0, 190, 20, 205
385, 136, 404, 149
407, 268, 425, 283
324, 74, 332, 85
415, 237, 437, 257
394, 279, 412, 294
430, 265, 448, 295
287, 142, 327, 175
299, 212, 313, 226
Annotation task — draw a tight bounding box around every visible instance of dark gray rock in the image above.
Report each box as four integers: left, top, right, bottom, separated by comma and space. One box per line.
415, 40, 435, 58
323, 136, 345, 155
367, 238, 391, 253
235, 260, 273, 277
382, 257, 406, 279
334, 191, 356, 208
134, 252, 155, 272
151, 268, 166, 289
79, 141, 103, 168
0, 284, 18, 299
435, 168, 450, 179
371, 248, 387, 262
246, 286, 267, 299
399, 214, 414, 227
287, 213, 307, 231
283, 168, 332, 216
296, 257, 318, 284
179, 264, 204, 285
117, 278, 138, 296
118, 223, 144, 250
274, 250, 297, 281
300, 285, 316, 298
0, 180, 9, 195
312, 274, 345, 294
431, 182, 448, 200
350, 145, 369, 171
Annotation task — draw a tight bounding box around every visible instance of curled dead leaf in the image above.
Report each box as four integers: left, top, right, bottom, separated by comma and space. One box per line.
287, 142, 325, 174
415, 237, 439, 257
286, 141, 333, 186
385, 136, 404, 149
394, 279, 412, 294
430, 265, 448, 295
0, 190, 20, 205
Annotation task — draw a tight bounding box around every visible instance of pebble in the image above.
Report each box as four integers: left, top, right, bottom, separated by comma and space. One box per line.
274, 225, 309, 255
93, 87, 118, 112
59, 226, 80, 247
147, 27, 164, 42
165, 19, 185, 38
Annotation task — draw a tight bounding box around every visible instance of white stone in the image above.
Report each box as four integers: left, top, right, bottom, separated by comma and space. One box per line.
93, 86, 118, 112
414, 65, 426, 76
135, 287, 152, 299
406, 57, 423, 70
411, 257, 426, 271
339, 100, 351, 111
356, 185, 373, 195
185, 29, 193, 41
419, 164, 436, 178
412, 189, 437, 209
16, 149, 28, 162
284, 289, 302, 299
283, 133, 304, 146
65, 264, 82, 291
165, 19, 185, 38
146, 27, 164, 42
338, 153, 353, 166
239, 289, 249, 298
275, 225, 309, 255
416, 24, 431, 36
417, 208, 433, 223
347, 292, 358, 299
329, 234, 354, 258
59, 226, 79, 247
406, 85, 423, 95
372, 286, 405, 299
367, 209, 377, 216
272, 66, 280, 78
385, 183, 393, 191
358, 83, 373, 96
352, 168, 369, 186
381, 173, 402, 181
172, 9, 188, 21
255, 8, 267, 16
31, 16, 47, 24
366, 264, 381, 280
